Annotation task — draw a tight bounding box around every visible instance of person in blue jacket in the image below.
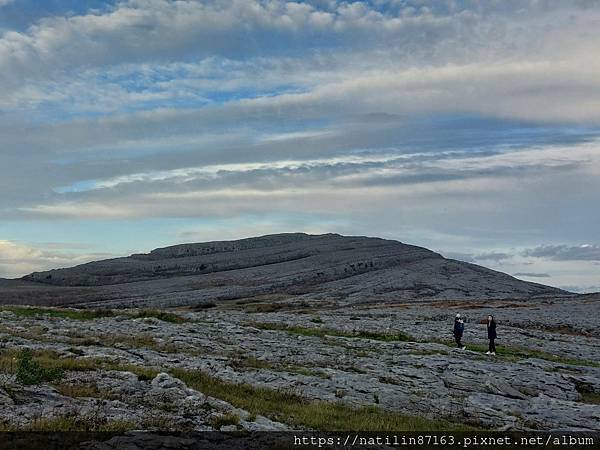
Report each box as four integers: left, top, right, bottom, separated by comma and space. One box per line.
453, 313, 466, 349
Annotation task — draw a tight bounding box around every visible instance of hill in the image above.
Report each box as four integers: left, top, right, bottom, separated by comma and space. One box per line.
2, 233, 567, 308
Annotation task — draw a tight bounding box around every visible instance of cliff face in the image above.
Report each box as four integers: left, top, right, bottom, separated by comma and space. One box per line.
16, 233, 566, 308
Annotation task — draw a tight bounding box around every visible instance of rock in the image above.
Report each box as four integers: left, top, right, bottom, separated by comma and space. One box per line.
484, 378, 528, 400
9, 233, 567, 308
0, 387, 15, 406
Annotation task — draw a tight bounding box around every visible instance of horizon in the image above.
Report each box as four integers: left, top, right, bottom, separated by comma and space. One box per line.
1, 0, 600, 292
0, 231, 589, 294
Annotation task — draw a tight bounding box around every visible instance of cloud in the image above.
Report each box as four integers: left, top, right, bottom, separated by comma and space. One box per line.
513, 272, 551, 278
559, 285, 600, 294
2, 0, 600, 123
0, 240, 115, 278
1, 0, 600, 289
523, 244, 600, 261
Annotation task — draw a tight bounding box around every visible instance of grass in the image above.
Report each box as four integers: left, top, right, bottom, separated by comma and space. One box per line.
210, 412, 240, 430
15, 349, 64, 385
580, 392, 600, 405
130, 309, 188, 324
1, 306, 114, 321
230, 356, 275, 370
1, 416, 136, 432
171, 367, 474, 431
435, 339, 600, 368
1, 306, 188, 324
53, 382, 119, 400
95, 332, 158, 349
229, 355, 331, 379
251, 322, 414, 342
0, 348, 160, 381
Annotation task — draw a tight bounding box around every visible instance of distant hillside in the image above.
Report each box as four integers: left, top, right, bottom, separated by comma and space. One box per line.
8, 233, 568, 308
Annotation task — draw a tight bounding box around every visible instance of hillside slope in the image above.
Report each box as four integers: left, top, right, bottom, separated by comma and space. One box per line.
10, 233, 567, 308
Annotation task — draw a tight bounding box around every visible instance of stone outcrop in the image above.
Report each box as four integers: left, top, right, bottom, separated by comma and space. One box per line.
1, 296, 598, 431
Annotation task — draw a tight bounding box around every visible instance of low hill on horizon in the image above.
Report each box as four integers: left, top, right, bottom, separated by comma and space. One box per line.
0, 233, 570, 308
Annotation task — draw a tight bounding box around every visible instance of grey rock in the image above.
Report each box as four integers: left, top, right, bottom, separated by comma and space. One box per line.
3, 233, 568, 308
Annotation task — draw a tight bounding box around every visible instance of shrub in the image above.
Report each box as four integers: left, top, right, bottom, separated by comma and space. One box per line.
15, 349, 64, 385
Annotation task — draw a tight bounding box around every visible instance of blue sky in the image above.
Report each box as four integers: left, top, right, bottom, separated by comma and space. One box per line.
0, 0, 599, 292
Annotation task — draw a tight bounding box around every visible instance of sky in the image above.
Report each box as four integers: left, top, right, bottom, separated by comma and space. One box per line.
0, 0, 599, 292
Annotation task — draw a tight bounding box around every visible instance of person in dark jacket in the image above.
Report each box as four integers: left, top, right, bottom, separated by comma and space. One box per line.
453, 313, 466, 349
486, 315, 497, 355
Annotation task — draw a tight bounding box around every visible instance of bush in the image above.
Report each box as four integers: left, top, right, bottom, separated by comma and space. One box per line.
15, 349, 64, 385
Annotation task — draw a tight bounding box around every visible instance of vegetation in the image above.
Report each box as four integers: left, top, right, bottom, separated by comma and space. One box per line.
434, 339, 600, 368
210, 412, 240, 430
229, 354, 331, 378
580, 392, 600, 405
53, 382, 119, 400
1, 416, 136, 432
0, 348, 159, 381
250, 322, 414, 342
2, 306, 114, 321
130, 309, 188, 324
171, 367, 474, 431
15, 349, 64, 385
1, 306, 189, 324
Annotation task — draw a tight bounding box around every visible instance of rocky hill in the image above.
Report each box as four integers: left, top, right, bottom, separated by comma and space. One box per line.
7, 233, 568, 309
1, 234, 598, 435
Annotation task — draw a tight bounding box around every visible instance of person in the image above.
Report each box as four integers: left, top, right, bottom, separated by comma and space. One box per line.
453, 313, 466, 350
486, 315, 497, 355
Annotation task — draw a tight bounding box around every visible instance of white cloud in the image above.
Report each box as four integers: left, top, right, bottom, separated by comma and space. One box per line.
2, 0, 600, 123
0, 240, 115, 278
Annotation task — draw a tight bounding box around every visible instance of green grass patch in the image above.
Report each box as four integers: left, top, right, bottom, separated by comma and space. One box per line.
171, 367, 474, 431
130, 309, 188, 324
250, 322, 414, 342
15, 349, 64, 385
0, 348, 160, 381
1, 307, 114, 321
